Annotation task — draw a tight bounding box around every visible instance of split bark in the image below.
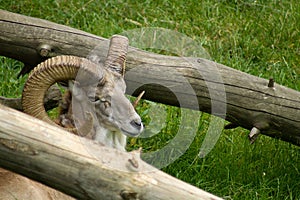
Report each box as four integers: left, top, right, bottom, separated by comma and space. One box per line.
0, 10, 299, 146
0, 104, 222, 200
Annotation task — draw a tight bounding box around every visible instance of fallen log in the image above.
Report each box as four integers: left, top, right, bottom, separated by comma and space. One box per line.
0, 104, 222, 200
0, 10, 299, 145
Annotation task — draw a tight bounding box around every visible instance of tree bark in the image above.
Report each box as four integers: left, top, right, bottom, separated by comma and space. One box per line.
0, 104, 222, 200
0, 10, 299, 145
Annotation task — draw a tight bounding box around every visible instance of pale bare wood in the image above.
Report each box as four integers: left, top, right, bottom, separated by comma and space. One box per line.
133, 91, 145, 108
0, 104, 222, 200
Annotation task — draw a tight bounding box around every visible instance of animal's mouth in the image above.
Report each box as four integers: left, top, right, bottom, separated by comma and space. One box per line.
121, 127, 142, 137
103, 122, 142, 137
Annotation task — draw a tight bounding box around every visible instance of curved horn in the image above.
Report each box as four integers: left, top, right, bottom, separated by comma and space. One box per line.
104, 35, 129, 76
22, 55, 103, 130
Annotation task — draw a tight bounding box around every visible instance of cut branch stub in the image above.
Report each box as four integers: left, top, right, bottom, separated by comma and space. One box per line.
249, 127, 261, 144
268, 78, 274, 88
104, 35, 129, 76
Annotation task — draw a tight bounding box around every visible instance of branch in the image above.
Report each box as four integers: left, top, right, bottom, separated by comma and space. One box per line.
0, 104, 222, 200
0, 10, 299, 146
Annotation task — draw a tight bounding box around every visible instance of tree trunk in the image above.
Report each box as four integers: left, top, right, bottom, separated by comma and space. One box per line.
0, 10, 299, 145
0, 104, 222, 200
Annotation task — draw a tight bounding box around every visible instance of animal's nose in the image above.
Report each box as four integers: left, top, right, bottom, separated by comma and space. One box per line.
130, 119, 143, 130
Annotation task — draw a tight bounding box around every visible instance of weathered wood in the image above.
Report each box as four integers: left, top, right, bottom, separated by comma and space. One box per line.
0, 10, 300, 145
0, 104, 222, 200
0, 96, 22, 110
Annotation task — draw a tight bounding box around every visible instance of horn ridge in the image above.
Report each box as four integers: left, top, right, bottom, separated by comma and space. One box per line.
22, 55, 103, 128
104, 35, 129, 76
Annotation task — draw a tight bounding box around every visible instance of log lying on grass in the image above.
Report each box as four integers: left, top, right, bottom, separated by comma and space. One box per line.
0, 10, 299, 145
0, 104, 222, 200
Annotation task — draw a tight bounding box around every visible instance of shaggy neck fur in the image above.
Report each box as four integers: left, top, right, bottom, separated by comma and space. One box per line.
94, 126, 127, 151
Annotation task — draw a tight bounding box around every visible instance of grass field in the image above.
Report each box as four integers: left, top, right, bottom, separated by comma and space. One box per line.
1, 0, 299, 199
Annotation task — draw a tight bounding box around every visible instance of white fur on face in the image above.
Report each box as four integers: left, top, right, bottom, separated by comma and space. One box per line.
69, 75, 143, 151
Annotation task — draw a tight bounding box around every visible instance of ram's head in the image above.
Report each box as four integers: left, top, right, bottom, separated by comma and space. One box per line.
22, 35, 143, 150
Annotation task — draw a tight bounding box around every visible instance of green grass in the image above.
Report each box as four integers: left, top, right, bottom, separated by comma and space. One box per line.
1, 1, 300, 199
0, 57, 27, 97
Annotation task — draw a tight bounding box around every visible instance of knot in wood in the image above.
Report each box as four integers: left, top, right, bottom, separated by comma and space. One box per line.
37, 44, 53, 57
0, 138, 38, 155
120, 190, 139, 200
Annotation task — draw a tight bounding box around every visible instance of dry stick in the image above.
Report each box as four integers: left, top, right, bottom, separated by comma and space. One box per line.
133, 91, 145, 108
0, 10, 300, 146
268, 78, 275, 88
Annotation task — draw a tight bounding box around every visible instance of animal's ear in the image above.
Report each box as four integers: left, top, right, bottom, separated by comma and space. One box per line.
104, 35, 128, 76
69, 80, 85, 101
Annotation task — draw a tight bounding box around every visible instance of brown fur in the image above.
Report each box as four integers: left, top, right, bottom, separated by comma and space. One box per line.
55, 90, 75, 129
0, 168, 74, 200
